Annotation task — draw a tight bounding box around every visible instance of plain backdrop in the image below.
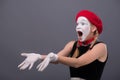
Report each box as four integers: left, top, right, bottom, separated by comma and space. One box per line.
0, 0, 120, 80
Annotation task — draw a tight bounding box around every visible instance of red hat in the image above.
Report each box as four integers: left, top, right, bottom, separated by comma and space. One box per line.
75, 10, 103, 34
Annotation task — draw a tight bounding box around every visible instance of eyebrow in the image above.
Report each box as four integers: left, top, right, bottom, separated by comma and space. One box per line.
80, 19, 88, 22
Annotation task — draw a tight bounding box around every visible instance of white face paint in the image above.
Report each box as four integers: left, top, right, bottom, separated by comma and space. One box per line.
76, 16, 91, 42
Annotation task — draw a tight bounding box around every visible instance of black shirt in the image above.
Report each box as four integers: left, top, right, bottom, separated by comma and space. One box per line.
69, 41, 107, 80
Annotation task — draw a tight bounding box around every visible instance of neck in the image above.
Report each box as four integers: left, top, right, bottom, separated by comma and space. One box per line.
78, 37, 95, 46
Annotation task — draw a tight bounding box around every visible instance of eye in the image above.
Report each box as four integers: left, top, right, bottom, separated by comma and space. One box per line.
81, 22, 85, 25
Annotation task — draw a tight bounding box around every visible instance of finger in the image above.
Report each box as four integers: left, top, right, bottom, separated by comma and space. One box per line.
37, 57, 49, 71
36, 63, 42, 69
28, 63, 34, 70
37, 59, 47, 70
36, 59, 45, 69
20, 63, 29, 70
36, 58, 47, 69
38, 63, 44, 71
40, 59, 50, 71
38, 58, 50, 71
18, 61, 25, 68
21, 53, 29, 57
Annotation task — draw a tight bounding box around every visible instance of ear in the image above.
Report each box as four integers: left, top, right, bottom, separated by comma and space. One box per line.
91, 25, 97, 33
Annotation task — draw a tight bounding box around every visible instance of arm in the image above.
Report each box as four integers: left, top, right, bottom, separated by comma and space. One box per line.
36, 41, 75, 71
51, 41, 75, 64
37, 40, 74, 62
37, 42, 107, 71
57, 43, 107, 68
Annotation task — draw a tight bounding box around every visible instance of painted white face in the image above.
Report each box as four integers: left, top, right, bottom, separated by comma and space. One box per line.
76, 16, 91, 42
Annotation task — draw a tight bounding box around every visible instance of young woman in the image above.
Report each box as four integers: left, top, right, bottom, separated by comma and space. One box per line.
18, 10, 108, 80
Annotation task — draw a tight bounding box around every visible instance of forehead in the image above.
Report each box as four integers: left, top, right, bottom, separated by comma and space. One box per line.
77, 16, 90, 23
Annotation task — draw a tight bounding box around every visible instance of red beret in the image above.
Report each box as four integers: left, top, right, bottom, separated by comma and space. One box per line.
76, 10, 103, 34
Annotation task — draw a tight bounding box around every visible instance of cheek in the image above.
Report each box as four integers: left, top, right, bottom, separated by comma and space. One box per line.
83, 25, 90, 30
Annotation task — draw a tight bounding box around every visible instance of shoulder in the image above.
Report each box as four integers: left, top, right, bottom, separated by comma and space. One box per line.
93, 42, 107, 50
92, 42, 107, 52
92, 42, 107, 62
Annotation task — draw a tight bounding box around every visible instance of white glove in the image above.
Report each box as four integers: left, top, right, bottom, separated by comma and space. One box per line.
37, 52, 58, 71
18, 53, 42, 70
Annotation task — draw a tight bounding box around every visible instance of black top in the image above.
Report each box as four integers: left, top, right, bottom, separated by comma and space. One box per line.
69, 41, 107, 80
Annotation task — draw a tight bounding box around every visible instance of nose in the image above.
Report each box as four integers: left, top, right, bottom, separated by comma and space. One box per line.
76, 25, 81, 31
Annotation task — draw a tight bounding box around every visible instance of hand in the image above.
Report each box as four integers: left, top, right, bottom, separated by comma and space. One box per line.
37, 52, 58, 71
18, 53, 42, 70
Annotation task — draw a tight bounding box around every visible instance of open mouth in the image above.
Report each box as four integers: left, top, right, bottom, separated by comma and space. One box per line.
77, 31, 83, 37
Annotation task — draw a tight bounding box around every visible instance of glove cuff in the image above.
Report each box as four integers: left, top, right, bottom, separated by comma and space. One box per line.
36, 53, 42, 59
49, 52, 58, 62
53, 54, 58, 62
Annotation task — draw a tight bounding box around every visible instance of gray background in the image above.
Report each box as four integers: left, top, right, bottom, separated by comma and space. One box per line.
0, 0, 120, 80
